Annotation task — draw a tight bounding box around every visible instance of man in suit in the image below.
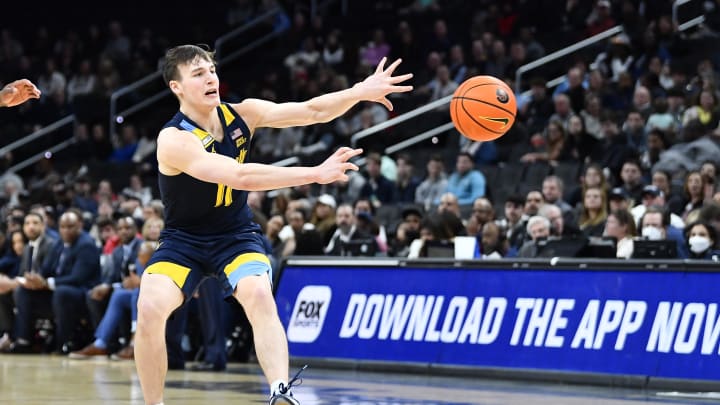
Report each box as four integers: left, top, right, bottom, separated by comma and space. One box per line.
8, 209, 100, 353
0, 212, 58, 350
324, 204, 378, 256
87, 216, 142, 328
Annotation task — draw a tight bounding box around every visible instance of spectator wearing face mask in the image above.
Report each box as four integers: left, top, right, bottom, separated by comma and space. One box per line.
685, 221, 720, 260
638, 206, 688, 258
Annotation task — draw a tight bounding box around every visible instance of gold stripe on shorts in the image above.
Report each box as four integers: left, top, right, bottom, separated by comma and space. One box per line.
145, 262, 192, 288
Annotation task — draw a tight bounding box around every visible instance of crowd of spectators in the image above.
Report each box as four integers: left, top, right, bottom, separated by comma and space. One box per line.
2, 0, 720, 363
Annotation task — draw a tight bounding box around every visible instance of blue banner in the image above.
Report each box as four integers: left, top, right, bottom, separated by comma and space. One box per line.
275, 262, 720, 381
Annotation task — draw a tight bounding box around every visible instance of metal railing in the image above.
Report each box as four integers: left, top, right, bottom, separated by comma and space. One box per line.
514, 26, 623, 95
109, 6, 288, 140
8, 138, 75, 173
0, 114, 75, 157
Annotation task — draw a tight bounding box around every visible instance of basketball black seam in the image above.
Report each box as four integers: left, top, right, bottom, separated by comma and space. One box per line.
453, 93, 468, 138
461, 100, 504, 135
456, 97, 506, 135
453, 96, 516, 118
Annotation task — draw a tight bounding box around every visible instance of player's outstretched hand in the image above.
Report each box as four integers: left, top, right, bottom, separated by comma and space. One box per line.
0, 79, 41, 107
315, 147, 363, 184
355, 57, 413, 111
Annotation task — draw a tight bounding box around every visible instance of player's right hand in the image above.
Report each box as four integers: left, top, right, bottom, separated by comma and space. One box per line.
315, 147, 363, 184
0, 79, 41, 107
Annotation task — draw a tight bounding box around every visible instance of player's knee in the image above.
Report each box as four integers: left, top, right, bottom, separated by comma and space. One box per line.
236, 282, 274, 311
137, 294, 172, 323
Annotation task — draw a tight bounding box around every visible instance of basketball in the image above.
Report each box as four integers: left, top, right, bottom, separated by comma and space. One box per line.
450, 75, 517, 142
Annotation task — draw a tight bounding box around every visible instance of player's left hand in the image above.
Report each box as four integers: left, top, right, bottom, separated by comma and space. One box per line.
355, 57, 413, 111
314, 147, 363, 184
0, 79, 41, 108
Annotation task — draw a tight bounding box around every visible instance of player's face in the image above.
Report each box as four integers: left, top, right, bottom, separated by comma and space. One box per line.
175, 58, 219, 107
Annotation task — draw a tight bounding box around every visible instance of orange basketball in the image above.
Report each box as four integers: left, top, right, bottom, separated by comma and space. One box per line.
449, 75, 517, 142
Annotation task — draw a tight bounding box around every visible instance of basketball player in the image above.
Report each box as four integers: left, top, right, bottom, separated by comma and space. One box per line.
136, 44, 413, 405
0, 79, 41, 107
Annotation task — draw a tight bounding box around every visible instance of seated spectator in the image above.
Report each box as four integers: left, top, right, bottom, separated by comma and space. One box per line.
353, 198, 388, 253
390, 205, 423, 257
640, 129, 669, 176
618, 159, 646, 206
0, 212, 57, 350
480, 222, 506, 259
578, 186, 607, 237
87, 216, 142, 330
685, 221, 720, 260
0, 230, 26, 350
325, 204, 378, 256
415, 154, 448, 211
264, 215, 288, 267
603, 209, 637, 258
540, 204, 581, 237
496, 194, 525, 241
466, 197, 494, 237
69, 240, 157, 360
392, 153, 421, 204
360, 152, 395, 208
521, 120, 570, 163
310, 194, 337, 246
517, 215, 551, 258
567, 163, 608, 209
608, 187, 632, 213
631, 185, 685, 229
682, 89, 719, 132
681, 171, 706, 223
283, 209, 324, 256
563, 114, 600, 165
638, 206, 687, 258
408, 212, 462, 258
446, 152, 486, 206
651, 170, 684, 215
437, 192, 461, 218
509, 190, 545, 251
542, 175, 575, 223
8, 210, 100, 354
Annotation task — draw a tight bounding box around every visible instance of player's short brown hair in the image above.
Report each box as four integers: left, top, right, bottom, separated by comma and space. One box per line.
162, 44, 216, 85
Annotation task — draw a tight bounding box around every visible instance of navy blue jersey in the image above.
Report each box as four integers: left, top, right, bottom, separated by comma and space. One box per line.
159, 103, 260, 236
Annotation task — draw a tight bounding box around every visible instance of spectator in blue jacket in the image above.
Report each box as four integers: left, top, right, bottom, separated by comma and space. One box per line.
445, 152, 486, 206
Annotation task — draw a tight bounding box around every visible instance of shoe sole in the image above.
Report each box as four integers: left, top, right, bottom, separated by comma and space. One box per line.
269, 397, 300, 405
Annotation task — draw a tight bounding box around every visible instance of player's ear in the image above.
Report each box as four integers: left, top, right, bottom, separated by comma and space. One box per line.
169, 80, 181, 95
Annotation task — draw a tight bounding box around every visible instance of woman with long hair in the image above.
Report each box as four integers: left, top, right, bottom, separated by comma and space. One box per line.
579, 186, 608, 237
568, 163, 609, 208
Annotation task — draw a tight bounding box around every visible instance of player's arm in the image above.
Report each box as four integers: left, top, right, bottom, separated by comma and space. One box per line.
157, 127, 362, 191
0, 79, 41, 107
233, 57, 413, 130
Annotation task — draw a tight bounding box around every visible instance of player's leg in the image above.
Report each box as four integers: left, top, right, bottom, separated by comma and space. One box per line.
135, 273, 183, 405
234, 272, 289, 384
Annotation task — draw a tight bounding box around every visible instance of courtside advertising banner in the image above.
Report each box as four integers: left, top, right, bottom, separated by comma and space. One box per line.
276, 261, 720, 380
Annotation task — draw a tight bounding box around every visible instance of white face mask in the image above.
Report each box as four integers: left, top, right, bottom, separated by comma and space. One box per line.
642, 226, 664, 241
689, 236, 712, 254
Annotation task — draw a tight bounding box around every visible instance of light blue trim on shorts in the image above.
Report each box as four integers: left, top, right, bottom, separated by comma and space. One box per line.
227, 260, 272, 290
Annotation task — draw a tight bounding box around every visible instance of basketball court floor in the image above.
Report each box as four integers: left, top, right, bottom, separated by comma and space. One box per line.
1, 355, 717, 404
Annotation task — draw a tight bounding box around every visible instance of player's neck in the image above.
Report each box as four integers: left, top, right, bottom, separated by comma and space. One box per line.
179, 103, 218, 132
